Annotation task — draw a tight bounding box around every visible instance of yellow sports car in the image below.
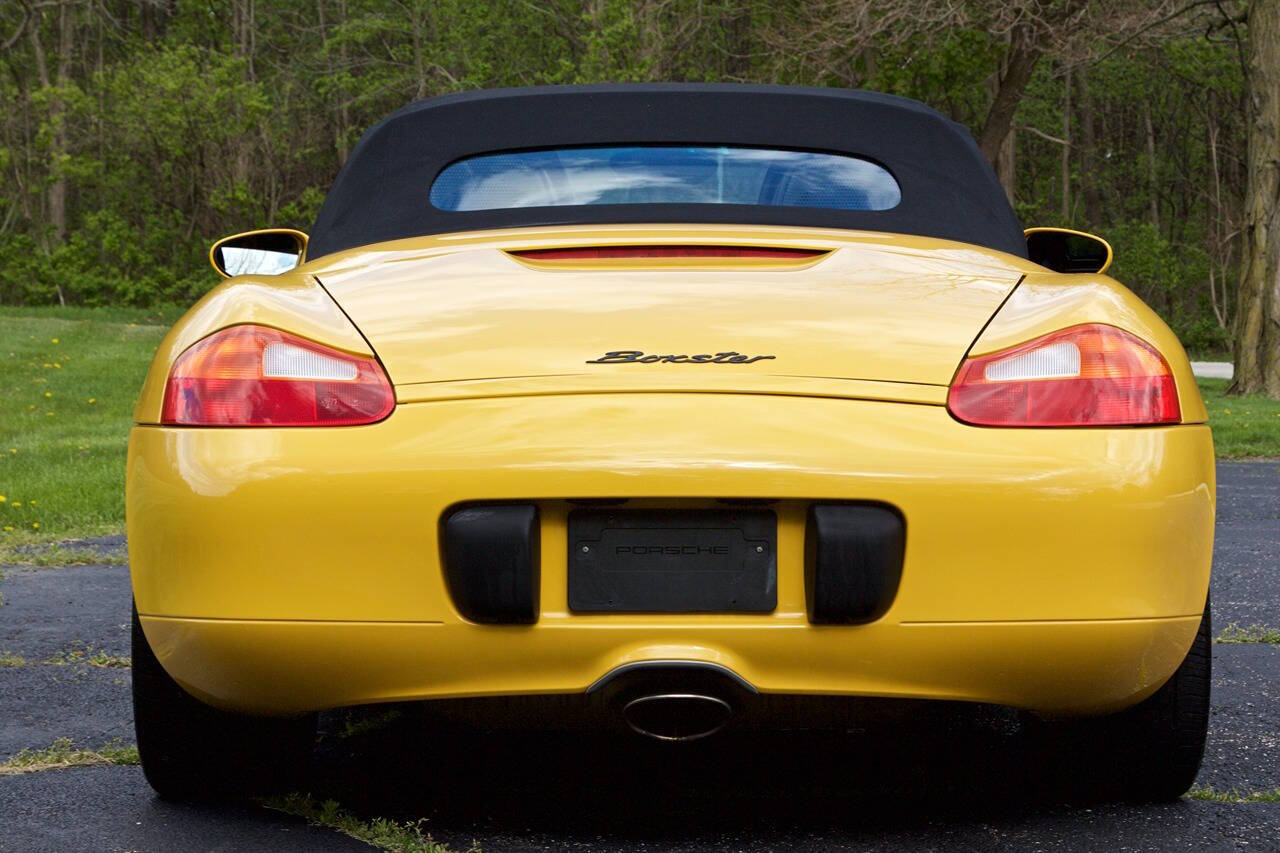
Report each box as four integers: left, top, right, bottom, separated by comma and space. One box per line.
128, 84, 1213, 802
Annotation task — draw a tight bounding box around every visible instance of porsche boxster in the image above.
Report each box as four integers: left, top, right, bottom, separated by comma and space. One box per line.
128, 84, 1213, 802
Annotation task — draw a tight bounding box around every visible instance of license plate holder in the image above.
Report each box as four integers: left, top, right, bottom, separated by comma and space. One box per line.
568, 508, 776, 613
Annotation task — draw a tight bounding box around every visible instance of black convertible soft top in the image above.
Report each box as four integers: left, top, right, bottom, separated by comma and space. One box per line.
308, 84, 1026, 259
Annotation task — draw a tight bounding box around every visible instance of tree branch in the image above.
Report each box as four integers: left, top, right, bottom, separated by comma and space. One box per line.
1018, 124, 1072, 147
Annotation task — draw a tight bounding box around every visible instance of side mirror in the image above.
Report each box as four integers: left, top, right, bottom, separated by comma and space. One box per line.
1024, 227, 1112, 275
210, 229, 308, 278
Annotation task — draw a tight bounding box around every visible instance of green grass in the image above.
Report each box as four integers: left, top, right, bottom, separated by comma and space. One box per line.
0, 545, 128, 568
1198, 378, 1280, 459
41, 644, 131, 668
0, 737, 140, 776
0, 307, 170, 549
338, 709, 404, 739
0, 651, 24, 667
263, 794, 458, 852
1187, 786, 1280, 803
1, 305, 1278, 552
1215, 623, 1280, 644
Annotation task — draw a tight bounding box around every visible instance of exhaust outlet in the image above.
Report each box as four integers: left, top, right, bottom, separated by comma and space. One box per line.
622, 693, 733, 742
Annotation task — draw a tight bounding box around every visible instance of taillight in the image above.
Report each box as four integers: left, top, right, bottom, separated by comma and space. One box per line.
161, 325, 394, 426
948, 324, 1180, 427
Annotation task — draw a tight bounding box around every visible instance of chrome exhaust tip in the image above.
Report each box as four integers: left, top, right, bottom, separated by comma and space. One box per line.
622, 693, 733, 742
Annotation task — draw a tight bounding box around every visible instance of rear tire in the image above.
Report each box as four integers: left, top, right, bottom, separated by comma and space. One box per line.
132, 604, 316, 800
1031, 598, 1211, 802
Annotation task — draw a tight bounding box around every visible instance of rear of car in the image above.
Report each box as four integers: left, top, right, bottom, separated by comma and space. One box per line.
127, 85, 1213, 802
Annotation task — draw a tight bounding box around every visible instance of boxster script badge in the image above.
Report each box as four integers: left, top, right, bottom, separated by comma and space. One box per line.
587, 350, 776, 364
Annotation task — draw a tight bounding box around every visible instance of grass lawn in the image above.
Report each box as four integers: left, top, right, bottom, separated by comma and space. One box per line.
1196, 377, 1280, 458
0, 306, 176, 553
1, 304, 1278, 549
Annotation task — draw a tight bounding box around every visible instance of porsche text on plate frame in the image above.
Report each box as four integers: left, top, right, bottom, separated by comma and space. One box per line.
128, 84, 1213, 803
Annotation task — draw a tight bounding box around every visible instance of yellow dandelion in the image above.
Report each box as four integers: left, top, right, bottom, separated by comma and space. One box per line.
53, 363, 61, 369
42, 363, 51, 368
31, 522, 39, 530
11, 502, 20, 508
0, 495, 5, 502
27, 500, 35, 507
27, 404, 35, 410
2, 526, 12, 532
43, 391, 52, 398
88, 398, 96, 405
1225, 408, 1231, 414
50, 338, 58, 344
45, 412, 53, 417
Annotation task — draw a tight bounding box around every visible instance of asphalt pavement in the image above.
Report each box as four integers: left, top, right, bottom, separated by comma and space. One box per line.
1, 461, 1277, 852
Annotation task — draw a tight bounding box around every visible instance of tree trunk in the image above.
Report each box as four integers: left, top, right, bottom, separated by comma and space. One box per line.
140, 0, 155, 42
1143, 99, 1160, 231
978, 25, 1040, 201
333, 0, 351, 164
1061, 68, 1071, 221
996, 125, 1015, 204
411, 5, 427, 99
1208, 120, 1229, 328
1077, 69, 1101, 227
232, 0, 254, 187
1230, 0, 1280, 398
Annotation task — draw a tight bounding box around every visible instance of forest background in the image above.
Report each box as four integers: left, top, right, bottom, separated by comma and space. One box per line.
0, 0, 1265, 358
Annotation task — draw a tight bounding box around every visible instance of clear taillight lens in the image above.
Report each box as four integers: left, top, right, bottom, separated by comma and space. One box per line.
161, 325, 394, 426
948, 324, 1180, 427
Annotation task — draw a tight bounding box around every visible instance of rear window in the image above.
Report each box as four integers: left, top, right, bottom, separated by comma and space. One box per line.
429, 146, 901, 212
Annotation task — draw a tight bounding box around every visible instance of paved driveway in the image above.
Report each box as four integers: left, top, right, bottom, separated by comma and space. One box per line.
2, 462, 1277, 851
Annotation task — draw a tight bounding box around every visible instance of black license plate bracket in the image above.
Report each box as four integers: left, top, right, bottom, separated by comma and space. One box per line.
568, 508, 777, 613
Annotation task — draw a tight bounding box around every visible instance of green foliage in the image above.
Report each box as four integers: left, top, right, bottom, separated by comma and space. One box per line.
0, 0, 1252, 352
1177, 318, 1230, 356
1108, 221, 1211, 321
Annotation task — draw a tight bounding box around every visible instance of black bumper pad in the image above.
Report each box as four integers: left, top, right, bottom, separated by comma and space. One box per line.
805, 504, 905, 624
442, 504, 540, 624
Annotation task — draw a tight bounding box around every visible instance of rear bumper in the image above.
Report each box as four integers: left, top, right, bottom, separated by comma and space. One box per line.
139, 615, 1201, 717
127, 392, 1214, 716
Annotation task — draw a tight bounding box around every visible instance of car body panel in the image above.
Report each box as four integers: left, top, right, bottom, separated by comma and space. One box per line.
128, 388, 1213, 716
312, 225, 1023, 393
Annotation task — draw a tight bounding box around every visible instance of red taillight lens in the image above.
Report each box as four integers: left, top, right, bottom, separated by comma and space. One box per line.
161, 325, 394, 426
948, 324, 1180, 427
